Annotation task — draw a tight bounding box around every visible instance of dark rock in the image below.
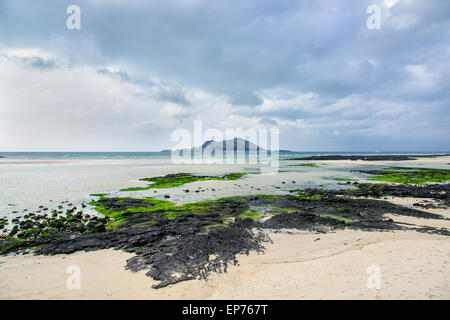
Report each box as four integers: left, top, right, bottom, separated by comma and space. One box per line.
3, 182, 449, 289
288, 154, 450, 161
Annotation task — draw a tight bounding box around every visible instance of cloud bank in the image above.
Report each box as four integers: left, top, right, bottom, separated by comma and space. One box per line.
0, 0, 449, 151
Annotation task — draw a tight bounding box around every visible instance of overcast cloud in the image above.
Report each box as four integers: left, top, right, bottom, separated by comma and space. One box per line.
0, 0, 449, 151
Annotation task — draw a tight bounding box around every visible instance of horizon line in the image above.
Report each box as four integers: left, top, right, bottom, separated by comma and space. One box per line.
1, 150, 450, 153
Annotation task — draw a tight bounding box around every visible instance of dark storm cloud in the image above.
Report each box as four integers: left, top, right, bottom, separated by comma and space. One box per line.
96, 67, 190, 105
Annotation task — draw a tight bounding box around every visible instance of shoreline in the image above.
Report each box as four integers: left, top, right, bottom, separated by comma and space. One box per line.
288, 154, 450, 161
0, 156, 449, 299
1, 228, 448, 299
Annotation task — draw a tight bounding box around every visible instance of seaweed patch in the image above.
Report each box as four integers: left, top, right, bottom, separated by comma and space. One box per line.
120, 173, 247, 191
360, 167, 450, 184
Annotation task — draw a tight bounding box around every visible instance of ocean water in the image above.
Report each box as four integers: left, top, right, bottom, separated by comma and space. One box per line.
0, 151, 448, 227
1, 151, 448, 161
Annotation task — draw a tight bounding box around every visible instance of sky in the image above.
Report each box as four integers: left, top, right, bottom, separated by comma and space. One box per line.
0, 0, 449, 152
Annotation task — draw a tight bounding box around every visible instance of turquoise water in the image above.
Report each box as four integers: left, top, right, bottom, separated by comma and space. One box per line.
0, 151, 448, 160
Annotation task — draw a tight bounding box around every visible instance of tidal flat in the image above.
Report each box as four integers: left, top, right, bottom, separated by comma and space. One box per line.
0, 155, 449, 298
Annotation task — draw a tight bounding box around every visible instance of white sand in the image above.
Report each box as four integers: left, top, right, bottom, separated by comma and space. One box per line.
1, 229, 448, 300
1, 200, 449, 300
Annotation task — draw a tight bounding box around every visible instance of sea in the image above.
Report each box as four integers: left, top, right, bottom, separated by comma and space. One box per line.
1, 151, 448, 161
0, 151, 448, 224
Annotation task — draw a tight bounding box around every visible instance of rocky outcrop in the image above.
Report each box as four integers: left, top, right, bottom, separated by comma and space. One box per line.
2, 183, 448, 288
289, 154, 449, 161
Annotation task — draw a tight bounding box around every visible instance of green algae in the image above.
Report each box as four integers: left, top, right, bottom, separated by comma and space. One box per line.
89, 194, 270, 230
120, 172, 247, 191
203, 223, 226, 229
334, 178, 359, 182
88, 190, 335, 232
363, 167, 450, 184
319, 214, 353, 223
0, 238, 28, 255
0, 204, 110, 252
238, 209, 264, 220
294, 190, 322, 200
89, 193, 109, 197
269, 207, 299, 214
320, 210, 354, 223
88, 197, 172, 229
0, 208, 108, 255
289, 163, 319, 167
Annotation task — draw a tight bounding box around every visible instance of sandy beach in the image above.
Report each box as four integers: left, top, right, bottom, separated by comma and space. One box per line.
1, 229, 448, 299
1, 155, 449, 299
